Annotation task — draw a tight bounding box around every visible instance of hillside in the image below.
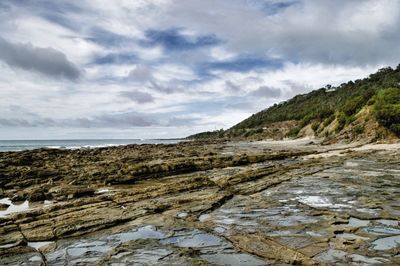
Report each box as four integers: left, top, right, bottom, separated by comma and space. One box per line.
189, 66, 400, 142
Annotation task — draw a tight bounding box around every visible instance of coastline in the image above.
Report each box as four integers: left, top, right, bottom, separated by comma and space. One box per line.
1, 139, 399, 264
0, 138, 185, 152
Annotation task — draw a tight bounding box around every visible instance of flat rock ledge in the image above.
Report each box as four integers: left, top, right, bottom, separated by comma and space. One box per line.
1, 140, 399, 265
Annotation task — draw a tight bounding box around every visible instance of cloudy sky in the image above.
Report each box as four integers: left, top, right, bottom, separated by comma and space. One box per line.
0, 0, 399, 139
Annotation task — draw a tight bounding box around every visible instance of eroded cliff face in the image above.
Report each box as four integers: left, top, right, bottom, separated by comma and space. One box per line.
0, 140, 399, 265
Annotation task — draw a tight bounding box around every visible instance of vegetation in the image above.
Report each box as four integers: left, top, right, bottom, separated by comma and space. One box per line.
323, 115, 335, 127
187, 129, 224, 139
311, 122, 320, 132
189, 66, 400, 140
374, 88, 400, 136
353, 124, 365, 135
287, 127, 301, 137
335, 112, 347, 132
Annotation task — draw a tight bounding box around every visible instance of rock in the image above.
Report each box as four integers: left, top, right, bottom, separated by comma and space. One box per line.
228, 233, 317, 265
0, 246, 39, 265
49, 185, 95, 200
0, 140, 399, 264
11, 192, 26, 202
26, 186, 49, 202
0, 203, 9, 210
0, 220, 26, 248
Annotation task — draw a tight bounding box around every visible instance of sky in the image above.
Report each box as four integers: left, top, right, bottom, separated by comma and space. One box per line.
0, 0, 399, 139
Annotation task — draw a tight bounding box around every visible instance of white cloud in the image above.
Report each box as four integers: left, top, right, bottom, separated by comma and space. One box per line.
338, 0, 399, 34
0, 0, 398, 139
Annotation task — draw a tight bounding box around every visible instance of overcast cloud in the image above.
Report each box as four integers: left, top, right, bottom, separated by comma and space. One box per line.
0, 37, 81, 80
0, 0, 398, 139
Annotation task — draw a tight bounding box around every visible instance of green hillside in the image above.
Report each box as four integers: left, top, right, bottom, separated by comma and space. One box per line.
189, 66, 400, 141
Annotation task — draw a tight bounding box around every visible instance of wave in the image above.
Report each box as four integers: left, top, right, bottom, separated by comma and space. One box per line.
0, 139, 183, 152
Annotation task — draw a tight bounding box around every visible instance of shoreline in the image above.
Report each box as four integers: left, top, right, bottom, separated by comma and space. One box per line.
0, 138, 187, 153
1, 139, 399, 264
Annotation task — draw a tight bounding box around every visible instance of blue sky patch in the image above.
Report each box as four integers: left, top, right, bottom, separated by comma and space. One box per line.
244, 0, 299, 15
142, 28, 220, 50
86, 27, 134, 48
93, 53, 138, 65
198, 56, 283, 74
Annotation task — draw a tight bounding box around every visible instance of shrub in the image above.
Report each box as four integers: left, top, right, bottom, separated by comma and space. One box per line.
367, 96, 376, 106
244, 130, 253, 137
287, 127, 301, 137
336, 112, 347, 132
311, 122, 320, 131
342, 96, 364, 116
353, 125, 365, 135
323, 115, 335, 127
346, 114, 357, 125
374, 88, 400, 136
316, 108, 334, 120
300, 114, 314, 128
390, 124, 400, 135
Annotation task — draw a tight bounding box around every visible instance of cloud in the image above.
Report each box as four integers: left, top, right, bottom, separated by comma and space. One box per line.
0, 0, 398, 139
165, 116, 198, 126
0, 112, 157, 128
16, 1, 85, 32
127, 64, 154, 83
155, 0, 400, 66
86, 27, 135, 48
200, 56, 283, 74
225, 102, 254, 110
251, 86, 282, 98
126, 64, 180, 94
0, 114, 58, 127
80, 113, 157, 128
225, 80, 241, 92
93, 52, 137, 65
120, 90, 155, 103
245, 0, 300, 15
0, 36, 81, 80
0, 110, 203, 129
142, 28, 220, 50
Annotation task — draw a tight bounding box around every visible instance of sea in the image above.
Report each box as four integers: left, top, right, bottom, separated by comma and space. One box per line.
0, 139, 183, 152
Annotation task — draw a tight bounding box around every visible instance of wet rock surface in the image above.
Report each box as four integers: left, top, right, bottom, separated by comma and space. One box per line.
0, 139, 399, 265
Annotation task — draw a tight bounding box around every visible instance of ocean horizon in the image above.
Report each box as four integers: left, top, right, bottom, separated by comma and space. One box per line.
0, 139, 183, 152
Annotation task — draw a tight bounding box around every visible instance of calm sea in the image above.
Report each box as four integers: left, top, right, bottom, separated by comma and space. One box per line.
0, 139, 183, 152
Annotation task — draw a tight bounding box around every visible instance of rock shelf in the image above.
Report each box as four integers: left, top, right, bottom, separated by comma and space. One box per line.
0, 140, 399, 265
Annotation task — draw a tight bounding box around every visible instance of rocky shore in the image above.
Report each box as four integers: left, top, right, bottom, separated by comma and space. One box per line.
0, 139, 399, 265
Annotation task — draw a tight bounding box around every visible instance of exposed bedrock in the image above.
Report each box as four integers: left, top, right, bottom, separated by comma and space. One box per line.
1, 140, 399, 265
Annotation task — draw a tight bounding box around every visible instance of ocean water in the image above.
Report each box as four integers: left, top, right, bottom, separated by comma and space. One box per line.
0, 139, 183, 152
